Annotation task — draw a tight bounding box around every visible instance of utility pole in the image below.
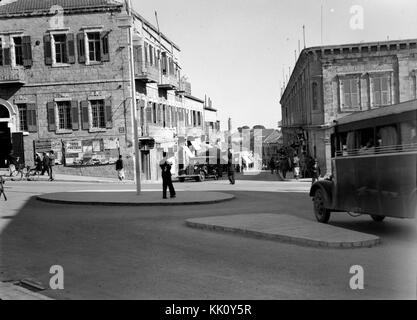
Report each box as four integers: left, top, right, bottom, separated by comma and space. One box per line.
303, 25, 306, 49
127, 0, 141, 194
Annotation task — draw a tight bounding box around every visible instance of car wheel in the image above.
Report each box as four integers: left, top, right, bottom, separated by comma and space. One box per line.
371, 215, 385, 222
313, 189, 331, 223
199, 172, 205, 182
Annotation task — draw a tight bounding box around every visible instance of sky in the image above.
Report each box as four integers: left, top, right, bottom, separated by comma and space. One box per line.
134, 0, 417, 130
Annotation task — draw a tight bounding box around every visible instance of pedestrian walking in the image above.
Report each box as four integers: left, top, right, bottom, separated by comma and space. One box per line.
227, 149, 235, 185
269, 157, 276, 174
41, 152, 49, 176
48, 150, 55, 181
293, 153, 300, 180
0, 176, 7, 201
115, 155, 125, 181
7, 152, 18, 177
311, 158, 321, 184
159, 151, 176, 199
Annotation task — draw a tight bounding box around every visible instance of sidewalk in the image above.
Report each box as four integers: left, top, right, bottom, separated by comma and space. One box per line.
0, 172, 134, 184
186, 214, 381, 248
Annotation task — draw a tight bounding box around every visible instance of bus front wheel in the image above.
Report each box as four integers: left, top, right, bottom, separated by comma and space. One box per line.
371, 215, 385, 222
313, 189, 331, 223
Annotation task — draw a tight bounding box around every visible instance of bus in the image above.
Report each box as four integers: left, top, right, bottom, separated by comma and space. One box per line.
310, 100, 417, 223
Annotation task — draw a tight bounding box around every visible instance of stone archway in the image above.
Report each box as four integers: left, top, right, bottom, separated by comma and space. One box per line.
0, 98, 18, 132
0, 99, 18, 168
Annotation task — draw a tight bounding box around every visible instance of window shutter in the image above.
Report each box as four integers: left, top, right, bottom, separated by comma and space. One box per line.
100, 32, 110, 62
339, 79, 345, 110
71, 100, 79, 130
27, 104, 37, 132
47, 102, 56, 131
138, 45, 143, 63
77, 33, 85, 64
3, 47, 11, 66
162, 52, 167, 74
105, 98, 112, 129
67, 33, 76, 64
81, 100, 89, 130
44, 35, 52, 65
146, 107, 152, 123
158, 104, 163, 125
133, 45, 141, 74
144, 43, 148, 65
22, 36, 33, 67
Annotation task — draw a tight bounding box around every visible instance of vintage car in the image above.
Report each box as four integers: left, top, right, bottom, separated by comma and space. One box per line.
178, 156, 219, 182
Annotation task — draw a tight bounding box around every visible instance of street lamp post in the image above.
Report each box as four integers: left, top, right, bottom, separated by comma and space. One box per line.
127, 0, 141, 194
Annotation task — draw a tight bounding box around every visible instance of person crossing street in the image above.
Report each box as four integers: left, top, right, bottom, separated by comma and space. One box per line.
159, 151, 176, 199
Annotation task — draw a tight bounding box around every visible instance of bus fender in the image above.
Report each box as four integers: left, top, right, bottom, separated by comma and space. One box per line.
309, 180, 334, 207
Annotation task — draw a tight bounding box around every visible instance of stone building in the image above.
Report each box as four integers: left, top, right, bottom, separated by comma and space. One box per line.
280, 39, 417, 174
0, 0, 209, 181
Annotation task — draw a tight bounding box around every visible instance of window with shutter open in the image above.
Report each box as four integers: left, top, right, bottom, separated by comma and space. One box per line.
44, 35, 52, 65
81, 100, 89, 129
67, 34, 76, 64
22, 36, 32, 67
105, 98, 112, 129
27, 103, 37, 132
100, 31, 110, 62
47, 101, 56, 131
77, 33, 85, 64
71, 100, 79, 130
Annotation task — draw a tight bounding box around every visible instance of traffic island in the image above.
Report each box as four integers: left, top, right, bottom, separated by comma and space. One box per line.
37, 191, 235, 206
186, 213, 381, 248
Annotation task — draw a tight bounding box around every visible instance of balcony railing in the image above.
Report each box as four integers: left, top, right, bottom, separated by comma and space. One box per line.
135, 63, 159, 83
0, 66, 27, 85
158, 73, 179, 90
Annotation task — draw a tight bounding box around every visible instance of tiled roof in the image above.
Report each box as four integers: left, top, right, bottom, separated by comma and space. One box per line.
0, 0, 122, 16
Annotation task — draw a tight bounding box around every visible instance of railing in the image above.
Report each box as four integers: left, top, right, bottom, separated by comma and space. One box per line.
335, 143, 417, 157
0, 66, 27, 84
135, 62, 159, 83
159, 73, 179, 89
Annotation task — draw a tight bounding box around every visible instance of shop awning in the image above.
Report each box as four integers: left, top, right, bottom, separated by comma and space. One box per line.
183, 146, 195, 158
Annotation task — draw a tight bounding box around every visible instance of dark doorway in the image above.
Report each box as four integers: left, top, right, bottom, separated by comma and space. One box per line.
0, 122, 12, 168
12, 132, 25, 166
141, 150, 151, 180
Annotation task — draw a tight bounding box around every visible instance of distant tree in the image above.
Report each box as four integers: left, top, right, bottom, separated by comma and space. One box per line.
253, 125, 266, 130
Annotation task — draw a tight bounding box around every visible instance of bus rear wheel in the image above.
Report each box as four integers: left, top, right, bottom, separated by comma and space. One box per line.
313, 189, 331, 223
371, 215, 385, 222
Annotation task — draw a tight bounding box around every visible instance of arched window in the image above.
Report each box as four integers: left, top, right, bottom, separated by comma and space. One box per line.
0, 104, 10, 118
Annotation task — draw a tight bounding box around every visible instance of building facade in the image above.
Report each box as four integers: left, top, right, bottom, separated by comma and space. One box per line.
0, 0, 211, 181
280, 39, 417, 173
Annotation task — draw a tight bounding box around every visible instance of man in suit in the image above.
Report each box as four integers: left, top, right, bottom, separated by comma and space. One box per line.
159, 151, 176, 199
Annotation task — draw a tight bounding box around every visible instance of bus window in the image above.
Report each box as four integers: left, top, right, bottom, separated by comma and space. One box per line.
400, 120, 417, 147
359, 128, 375, 148
377, 125, 398, 150
346, 131, 356, 154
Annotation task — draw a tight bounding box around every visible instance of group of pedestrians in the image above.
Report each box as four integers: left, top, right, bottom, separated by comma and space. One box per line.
7, 150, 55, 181
268, 153, 321, 183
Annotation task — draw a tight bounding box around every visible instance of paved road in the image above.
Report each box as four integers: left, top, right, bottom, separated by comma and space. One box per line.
0, 179, 416, 299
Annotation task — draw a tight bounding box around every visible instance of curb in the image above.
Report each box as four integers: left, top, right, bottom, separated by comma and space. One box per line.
36, 193, 236, 207
185, 220, 381, 249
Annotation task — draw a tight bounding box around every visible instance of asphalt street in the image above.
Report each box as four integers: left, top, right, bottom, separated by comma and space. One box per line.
0, 177, 416, 299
